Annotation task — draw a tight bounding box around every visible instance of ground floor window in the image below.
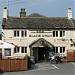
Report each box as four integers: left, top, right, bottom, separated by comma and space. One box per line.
60, 47, 65, 53
14, 47, 27, 53
53, 47, 58, 53
21, 47, 27, 53
53, 47, 65, 54
4, 48, 11, 56
14, 47, 20, 53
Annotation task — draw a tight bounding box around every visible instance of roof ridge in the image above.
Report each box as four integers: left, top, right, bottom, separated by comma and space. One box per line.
28, 13, 47, 17
8, 16, 67, 19
48, 17, 67, 19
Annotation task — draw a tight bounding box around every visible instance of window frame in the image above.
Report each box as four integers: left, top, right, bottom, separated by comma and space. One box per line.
14, 30, 20, 37
14, 47, 20, 54
60, 31, 65, 37
53, 31, 65, 37
53, 31, 58, 37
21, 47, 27, 53
53, 47, 58, 53
21, 31, 27, 37
4, 48, 11, 56
14, 30, 27, 37
60, 47, 65, 53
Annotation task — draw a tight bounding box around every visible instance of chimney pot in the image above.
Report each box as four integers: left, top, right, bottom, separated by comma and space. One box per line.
4, 7, 7, 9
21, 8, 25, 12
20, 8, 26, 18
68, 8, 72, 19
3, 7, 8, 19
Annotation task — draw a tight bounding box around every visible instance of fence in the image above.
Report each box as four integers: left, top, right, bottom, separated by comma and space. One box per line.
0, 57, 28, 72
67, 50, 75, 62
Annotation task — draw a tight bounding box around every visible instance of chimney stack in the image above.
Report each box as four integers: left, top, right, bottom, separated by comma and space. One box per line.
68, 8, 72, 19
3, 7, 8, 19
20, 8, 26, 18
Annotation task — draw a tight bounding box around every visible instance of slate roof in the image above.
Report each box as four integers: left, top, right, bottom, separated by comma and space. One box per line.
73, 19, 75, 26
2, 13, 75, 29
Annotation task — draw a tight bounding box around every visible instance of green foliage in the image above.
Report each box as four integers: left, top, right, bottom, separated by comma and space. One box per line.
70, 39, 75, 46
41, 40, 49, 49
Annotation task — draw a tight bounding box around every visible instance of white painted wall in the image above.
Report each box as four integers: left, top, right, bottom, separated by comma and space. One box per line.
2, 29, 75, 57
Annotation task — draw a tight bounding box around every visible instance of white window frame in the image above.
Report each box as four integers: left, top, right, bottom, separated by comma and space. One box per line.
14, 47, 27, 54
60, 47, 65, 53
14, 47, 20, 54
4, 48, 11, 56
14, 30, 20, 37
53, 31, 58, 37
54, 47, 65, 53
60, 31, 65, 37
21, 30, 27, 37
14, 30, 27, 37
54, 47, 58, 53
53, 31, 65, 37
21, 47, 27, 54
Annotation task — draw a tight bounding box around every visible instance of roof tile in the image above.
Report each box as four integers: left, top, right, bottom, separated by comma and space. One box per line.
2, 13, 75, 29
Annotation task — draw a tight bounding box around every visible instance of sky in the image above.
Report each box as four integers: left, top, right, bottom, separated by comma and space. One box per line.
0, 0, 74, 33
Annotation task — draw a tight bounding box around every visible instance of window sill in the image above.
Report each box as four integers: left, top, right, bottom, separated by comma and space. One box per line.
21, 53, 27, 54
14, 53, 27, 54
14, 53, 21, 54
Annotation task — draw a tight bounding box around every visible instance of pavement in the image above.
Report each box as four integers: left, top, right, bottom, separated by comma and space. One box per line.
0, 62, 75, 75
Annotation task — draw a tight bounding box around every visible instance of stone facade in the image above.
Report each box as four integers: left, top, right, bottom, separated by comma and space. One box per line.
2, 7, 75, 61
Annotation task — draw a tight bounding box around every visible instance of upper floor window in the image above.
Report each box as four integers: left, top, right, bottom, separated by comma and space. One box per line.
60, 31, 65, 37
14, 31, 19, 37
21, 31, 27, 37
53, 31, 65, 37
53, 31, 58, 37
14, 30, 27, 37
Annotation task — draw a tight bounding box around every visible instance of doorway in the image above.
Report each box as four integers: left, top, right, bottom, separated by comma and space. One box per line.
38, 47, 46, 61
33, 47, 50, 62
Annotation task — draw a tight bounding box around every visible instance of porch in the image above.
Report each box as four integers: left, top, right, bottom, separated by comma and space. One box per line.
29, 38, 54, 63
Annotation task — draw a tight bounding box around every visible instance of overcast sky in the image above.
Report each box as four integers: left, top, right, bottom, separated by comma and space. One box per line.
0, 0, 74, 33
